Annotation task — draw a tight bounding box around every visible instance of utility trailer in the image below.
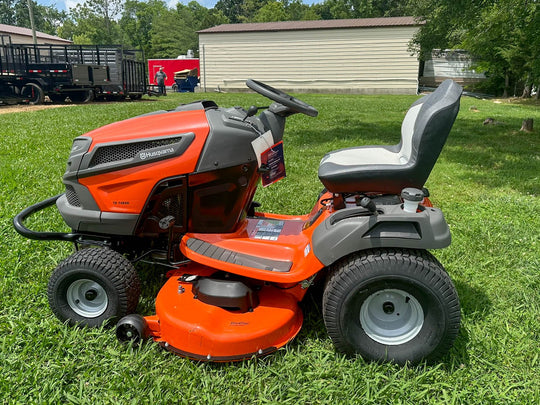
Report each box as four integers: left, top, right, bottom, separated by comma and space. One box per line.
0, 37, 146, 105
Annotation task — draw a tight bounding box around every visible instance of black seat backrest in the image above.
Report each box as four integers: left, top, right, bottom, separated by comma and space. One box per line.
408, 79, 462, 182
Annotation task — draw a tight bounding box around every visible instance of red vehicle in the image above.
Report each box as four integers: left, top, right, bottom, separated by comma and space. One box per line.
14, 79, 463, 365
147, 58, 199, 88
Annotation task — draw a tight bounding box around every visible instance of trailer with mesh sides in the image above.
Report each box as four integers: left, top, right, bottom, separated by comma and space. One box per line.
0, 38, 146, 105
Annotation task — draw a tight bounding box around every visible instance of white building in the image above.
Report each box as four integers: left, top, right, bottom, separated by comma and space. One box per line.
198, 17, 421, 94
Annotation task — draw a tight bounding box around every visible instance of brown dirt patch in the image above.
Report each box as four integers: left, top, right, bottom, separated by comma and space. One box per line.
0, 103, 76, 115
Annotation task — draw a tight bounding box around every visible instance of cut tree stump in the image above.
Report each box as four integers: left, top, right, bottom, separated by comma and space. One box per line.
520, 118, 533, 132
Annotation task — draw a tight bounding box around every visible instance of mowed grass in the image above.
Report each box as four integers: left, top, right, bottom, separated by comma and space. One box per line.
0, 90, 539, 404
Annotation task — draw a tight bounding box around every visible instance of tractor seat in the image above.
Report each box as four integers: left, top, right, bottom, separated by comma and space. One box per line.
318, 80, 462, 195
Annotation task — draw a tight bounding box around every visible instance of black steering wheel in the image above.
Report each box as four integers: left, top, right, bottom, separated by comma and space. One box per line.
246, 79, 318, 117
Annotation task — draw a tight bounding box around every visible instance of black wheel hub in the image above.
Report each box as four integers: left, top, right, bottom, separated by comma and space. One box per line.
382, 301, 395, 314
85, 289, 98, 301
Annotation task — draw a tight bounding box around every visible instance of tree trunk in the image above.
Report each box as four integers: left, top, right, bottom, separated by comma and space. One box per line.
503, 73, 510, 98
521, 84, 531, 98
522, 74, 532, 98
520, 118, 533, 132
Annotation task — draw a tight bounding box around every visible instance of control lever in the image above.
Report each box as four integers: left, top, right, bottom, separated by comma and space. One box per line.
244, 105, 269, 121
359, 197, 378, 215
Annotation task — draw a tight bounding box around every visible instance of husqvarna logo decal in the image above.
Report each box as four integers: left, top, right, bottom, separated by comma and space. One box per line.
139, 147, 175, 160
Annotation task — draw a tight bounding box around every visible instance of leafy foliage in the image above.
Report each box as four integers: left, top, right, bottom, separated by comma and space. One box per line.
0, 0, 67, 36
407, 0, 540, 96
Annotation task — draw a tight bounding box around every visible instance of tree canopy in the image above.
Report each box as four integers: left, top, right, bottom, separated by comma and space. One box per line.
1, 0, 538, 96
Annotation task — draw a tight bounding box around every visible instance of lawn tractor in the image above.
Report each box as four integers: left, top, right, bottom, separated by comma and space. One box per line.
14, 79, 462, 364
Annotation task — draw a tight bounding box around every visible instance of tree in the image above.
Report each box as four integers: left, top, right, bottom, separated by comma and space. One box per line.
119, 0, 168, 56
0, 0, 67, 36
408, 0, 540, 97
214, 0, 245, 24
59, 0, 123, 44
254, 1, 288, 22
148, 1, 228, 58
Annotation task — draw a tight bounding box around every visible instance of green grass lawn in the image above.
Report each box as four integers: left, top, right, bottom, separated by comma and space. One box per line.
1, 91, 539, 404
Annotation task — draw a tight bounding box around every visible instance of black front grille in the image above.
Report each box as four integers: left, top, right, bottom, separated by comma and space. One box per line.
65, 185, 81, 207
89, 137, 183, 167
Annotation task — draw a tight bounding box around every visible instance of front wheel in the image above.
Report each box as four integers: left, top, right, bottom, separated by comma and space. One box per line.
48, 248, 141, 327
322, 249, 460, 365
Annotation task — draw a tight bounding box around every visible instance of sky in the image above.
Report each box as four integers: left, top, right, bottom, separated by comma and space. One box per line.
36, 0, 320, 12
37, 0, 225, 11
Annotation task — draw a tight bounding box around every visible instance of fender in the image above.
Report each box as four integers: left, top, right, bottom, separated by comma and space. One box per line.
311, 204, 451, 266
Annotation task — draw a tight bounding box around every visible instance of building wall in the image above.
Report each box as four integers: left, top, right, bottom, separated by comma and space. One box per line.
420, 50, 485, 87
199, 26, 419, 94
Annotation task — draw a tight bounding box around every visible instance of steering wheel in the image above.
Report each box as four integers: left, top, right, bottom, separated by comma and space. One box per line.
246, 79, 318, 117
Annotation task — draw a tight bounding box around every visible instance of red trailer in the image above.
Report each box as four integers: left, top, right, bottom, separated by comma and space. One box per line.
148, 58, 199, 87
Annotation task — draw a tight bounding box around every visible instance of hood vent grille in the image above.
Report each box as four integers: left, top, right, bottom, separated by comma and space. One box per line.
89, 136, 183, 167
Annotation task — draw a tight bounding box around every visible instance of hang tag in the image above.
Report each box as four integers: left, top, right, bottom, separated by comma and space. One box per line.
251, 131, 274, 167
261, 141, 286, 187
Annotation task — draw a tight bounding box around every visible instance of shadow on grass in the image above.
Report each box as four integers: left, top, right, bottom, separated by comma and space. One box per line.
443, 117, 539, 195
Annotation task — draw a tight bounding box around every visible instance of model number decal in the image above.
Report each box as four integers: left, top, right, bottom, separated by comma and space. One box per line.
113, 201, 130, 205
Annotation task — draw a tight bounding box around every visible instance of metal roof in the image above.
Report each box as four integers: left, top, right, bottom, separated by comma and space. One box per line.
0, 23, 72, 44
199, 16, 420, 34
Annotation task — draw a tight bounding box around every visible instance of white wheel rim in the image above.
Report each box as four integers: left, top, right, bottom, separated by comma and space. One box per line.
66, 279, 108, 318
360, 288, 424, 345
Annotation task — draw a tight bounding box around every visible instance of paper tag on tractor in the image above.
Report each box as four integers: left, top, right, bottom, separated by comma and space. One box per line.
261, 141, 286, 187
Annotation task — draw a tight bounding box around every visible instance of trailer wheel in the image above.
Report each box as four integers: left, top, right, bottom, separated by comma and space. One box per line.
322, 248, 460, 365
21, 83, 44, 105
69, 90, 94, 103
47, 248, 140, 328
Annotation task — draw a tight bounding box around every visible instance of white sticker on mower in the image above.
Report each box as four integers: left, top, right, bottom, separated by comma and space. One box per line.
251, 131, 274, 167
252, 219, 284, 241
139, 147, 175, 160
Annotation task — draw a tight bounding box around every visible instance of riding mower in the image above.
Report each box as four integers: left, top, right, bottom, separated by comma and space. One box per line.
14, 79, 463, 365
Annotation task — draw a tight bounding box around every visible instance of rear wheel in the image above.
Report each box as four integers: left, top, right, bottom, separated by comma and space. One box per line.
48, 248, 140, 327
21, 83, 44, 105
322, 248, 460, 365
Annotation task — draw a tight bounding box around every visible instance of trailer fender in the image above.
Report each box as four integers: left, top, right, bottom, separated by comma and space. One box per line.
311, 204, 451, 266
24, 77, 48, 89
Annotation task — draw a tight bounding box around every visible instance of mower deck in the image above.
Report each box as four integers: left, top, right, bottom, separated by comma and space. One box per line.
144, 263, 303, 361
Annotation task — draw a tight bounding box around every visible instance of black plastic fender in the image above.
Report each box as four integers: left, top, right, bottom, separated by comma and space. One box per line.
311, 204, 451, 266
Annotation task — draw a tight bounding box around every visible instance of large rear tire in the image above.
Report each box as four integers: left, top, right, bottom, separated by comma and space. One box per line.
48, 248, 141, 327
322, 248, 460, 365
